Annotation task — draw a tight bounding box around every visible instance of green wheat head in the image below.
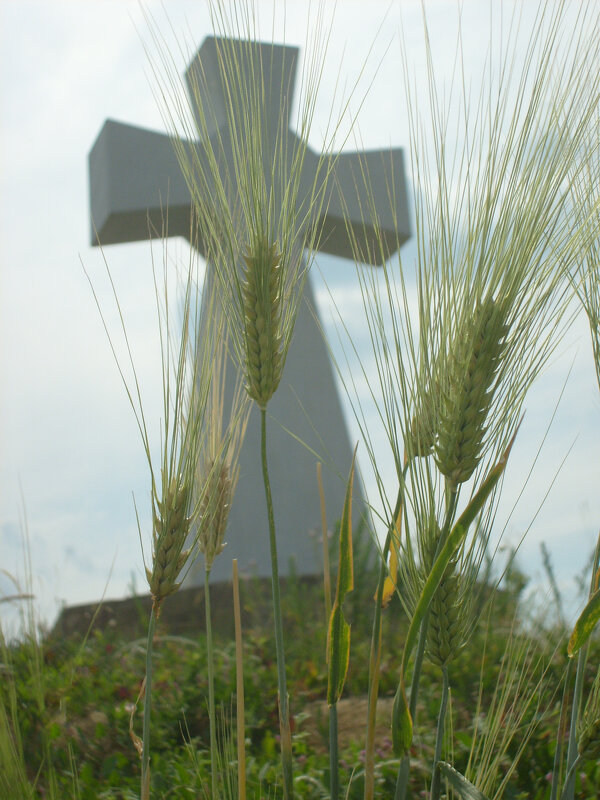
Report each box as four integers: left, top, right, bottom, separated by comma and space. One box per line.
434, 295, 509, 486
147, 477, 192, 605
242, 237, 284, 408
418, 515, 465, 667
197, 457, 233, 570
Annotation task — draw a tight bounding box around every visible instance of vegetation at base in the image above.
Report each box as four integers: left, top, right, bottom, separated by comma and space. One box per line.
2, 546, 599, 799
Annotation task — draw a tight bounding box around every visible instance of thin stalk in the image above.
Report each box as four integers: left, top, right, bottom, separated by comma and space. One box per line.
430, 666, 450, 800
205, 568, 218, 800
563, 530, 600, 800
141, 604, 158, 800
364, 530, 390, 800
366, 465, 409, 800
563, 639, 588, 800
232, 559, 246, 800
260, 408, 293, 800
559, 754, 582, 800
550, 658, 575, 800
395, 490, 459, 800
317, 462, 332, 626
329, 703, 339, 800
409, 611, 430, 725
394, 611, 429, 800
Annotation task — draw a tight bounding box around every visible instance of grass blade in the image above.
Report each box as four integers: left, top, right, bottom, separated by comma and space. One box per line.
435, 762, 491, 800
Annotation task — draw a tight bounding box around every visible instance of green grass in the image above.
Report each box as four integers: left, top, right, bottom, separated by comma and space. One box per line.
2, 553, 599, 799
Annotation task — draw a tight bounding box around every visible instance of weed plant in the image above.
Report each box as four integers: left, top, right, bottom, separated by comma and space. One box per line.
2, 1, 600, 798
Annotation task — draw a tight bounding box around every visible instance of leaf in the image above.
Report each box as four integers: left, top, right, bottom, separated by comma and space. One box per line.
392, 427, 519, 755
381, 501, 403, 608
327, 445, 357, 706
435, 762, 491, 800
568, 586, 600, 657
129, 677, 145, 758
391, 684, 413, 757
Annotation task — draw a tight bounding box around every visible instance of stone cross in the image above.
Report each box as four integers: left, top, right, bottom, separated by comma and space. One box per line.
89, 36, 410, 586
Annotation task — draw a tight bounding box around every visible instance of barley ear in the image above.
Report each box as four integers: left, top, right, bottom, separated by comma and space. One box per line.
242, 237, 284, 409
417, 515, 465, 666
426, 556, 463, 667
197, 457, 233, 571
435, 295, 509, 485
147, 477, 192, 607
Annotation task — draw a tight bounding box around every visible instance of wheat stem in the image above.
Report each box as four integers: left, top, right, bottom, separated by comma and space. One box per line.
394, 610, 430, 800
550, 658, 575, 800
141, 605, 158, 800
204, 568, 217, 800
366, 463, 410, 800
560, 755, 582, 800
364, 532, 390, 800
563, 649, 587, 800
430, 666, 450, 800
260, 408, 293, 799
329, 703, 339, 800
232, 559, 246, 800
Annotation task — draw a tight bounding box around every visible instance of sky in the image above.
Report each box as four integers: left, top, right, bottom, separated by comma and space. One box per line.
1, 0, 599, 632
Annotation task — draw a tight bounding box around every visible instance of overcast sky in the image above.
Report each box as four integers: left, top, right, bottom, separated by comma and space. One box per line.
1, 0, 599, 631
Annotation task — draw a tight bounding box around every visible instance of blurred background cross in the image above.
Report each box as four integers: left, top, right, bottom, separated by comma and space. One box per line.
89, 35, 410, 586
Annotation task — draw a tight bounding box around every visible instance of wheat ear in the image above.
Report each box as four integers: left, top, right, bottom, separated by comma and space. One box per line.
416, 514, 465, 667
146, 477, 192, 609
197, 458, 233, 572
242, 237, 284, 409
435, 295, 509, 485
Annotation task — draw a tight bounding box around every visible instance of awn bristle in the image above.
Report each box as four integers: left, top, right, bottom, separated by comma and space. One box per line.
406, 380, 437, 458
435, 295, 509, 485
242, 237, 284, 409
146, 477, 192, 607
197, 458, 233, 571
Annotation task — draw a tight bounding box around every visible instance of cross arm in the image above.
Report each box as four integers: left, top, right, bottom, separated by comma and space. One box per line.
89, 119, 194, 246
312, 147, 411, 266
